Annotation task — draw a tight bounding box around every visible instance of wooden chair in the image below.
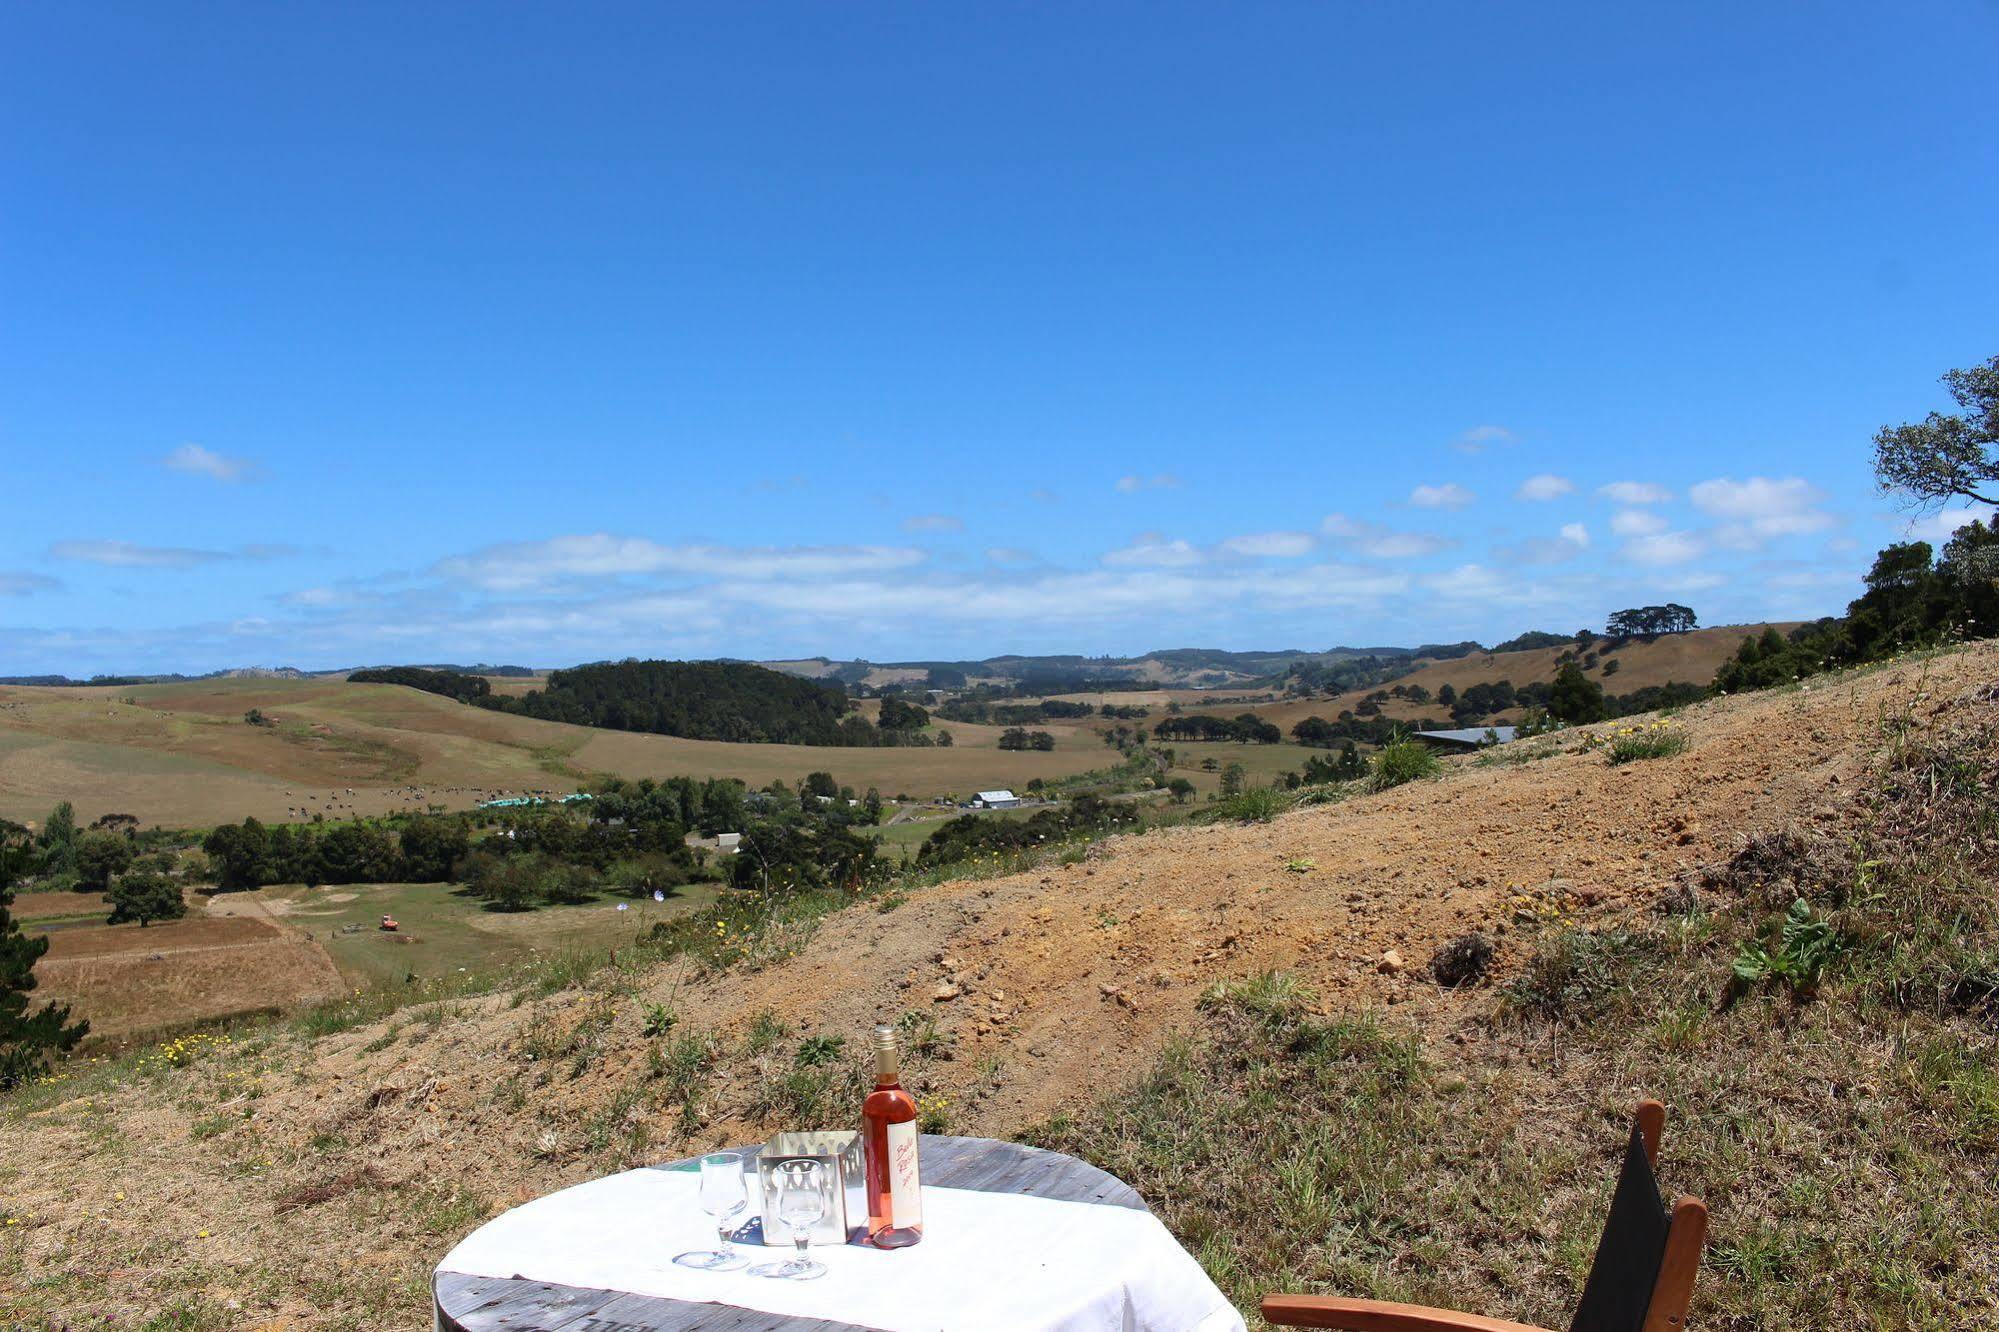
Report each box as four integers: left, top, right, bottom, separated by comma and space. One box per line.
1262, 1100, 1708, 1332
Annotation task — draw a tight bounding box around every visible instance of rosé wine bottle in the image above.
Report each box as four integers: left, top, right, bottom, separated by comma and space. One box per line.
861, 1024, 923, 1248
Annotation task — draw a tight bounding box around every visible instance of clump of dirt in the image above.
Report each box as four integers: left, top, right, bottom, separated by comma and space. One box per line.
1430, 932, 1496, 987
5, 645, 1995, 1329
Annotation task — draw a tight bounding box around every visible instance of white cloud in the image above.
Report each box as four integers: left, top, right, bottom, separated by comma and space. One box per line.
1902, 505, 1996, 546
433, 534, 929, 591
1618, 531, 1706, 566
1598, 481, 1673, 505
281, 586, 351, 608
1495, 523, 1590, 566
901, 514, 964, 534
1762, 565, 1859, 591
1115, 474, 1181, 494
1452, 425, 1515, 454
1419, 564, 1564, 606
1515, 474, 1575, 502
1409, 483, 1476, 509
48, 539, 272, 569
1101, 535, 1204, 568
1691, 476, 1834, 548
1218, 530, 1316, 559
1321, 514, 1454, 560
1611, 508, 1669, 537
162, 443, 255, 482
0, 571, 60, 596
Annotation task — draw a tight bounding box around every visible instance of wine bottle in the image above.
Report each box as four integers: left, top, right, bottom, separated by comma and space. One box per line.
861, 1024, 923, 1247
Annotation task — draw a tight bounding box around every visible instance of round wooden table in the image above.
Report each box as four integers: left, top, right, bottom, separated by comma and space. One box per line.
434, 1135, 1152, 1331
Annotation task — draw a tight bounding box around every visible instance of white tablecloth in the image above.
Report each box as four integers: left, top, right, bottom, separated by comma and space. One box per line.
437, 1164, 1245, 1332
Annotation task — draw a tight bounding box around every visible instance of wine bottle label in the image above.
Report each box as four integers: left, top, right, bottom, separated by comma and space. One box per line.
887, 1119, 922, 1228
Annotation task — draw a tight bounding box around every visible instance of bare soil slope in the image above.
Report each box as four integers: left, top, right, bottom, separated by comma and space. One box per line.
2, 645, 1986, 1327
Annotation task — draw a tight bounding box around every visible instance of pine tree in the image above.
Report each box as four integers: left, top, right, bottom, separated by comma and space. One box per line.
1, 870, 89, 1089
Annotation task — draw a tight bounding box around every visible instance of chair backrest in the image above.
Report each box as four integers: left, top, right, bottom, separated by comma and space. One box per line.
1567, 1117, 1672, 1332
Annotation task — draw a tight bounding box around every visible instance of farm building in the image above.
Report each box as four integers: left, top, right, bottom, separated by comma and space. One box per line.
716, 832, 742, 854
972, 789, 1021, 809
1412, 726, 1518, 751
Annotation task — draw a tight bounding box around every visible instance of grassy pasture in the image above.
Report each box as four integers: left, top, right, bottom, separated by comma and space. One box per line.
235, 878, 722, 989
1163, 740, 1318, 791
0, 677, 1110, 827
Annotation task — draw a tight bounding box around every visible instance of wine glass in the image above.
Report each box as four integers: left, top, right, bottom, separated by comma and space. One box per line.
751, 1159, 828, 1281
672, 1152, 749, 1270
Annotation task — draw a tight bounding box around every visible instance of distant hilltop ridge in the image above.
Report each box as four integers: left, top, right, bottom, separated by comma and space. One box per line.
0, 663, 536, 687
2, 628, 1772, 692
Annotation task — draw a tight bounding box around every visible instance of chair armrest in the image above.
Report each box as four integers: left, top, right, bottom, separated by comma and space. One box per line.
1260, 1294, 1555, 1332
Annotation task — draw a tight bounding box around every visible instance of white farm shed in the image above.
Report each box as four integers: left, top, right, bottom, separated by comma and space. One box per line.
972, 790, 1021, 809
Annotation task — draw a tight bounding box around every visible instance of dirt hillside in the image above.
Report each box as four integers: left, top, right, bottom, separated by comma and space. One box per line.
2, 644, 1988, 1327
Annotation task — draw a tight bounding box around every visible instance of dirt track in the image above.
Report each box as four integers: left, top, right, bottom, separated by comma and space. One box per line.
2, 645, 1990, 1327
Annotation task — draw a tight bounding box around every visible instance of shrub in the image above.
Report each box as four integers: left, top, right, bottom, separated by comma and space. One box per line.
1216, 786, 1289, 823
1604, 722, 1689, 764
1368, 739, 1440, 790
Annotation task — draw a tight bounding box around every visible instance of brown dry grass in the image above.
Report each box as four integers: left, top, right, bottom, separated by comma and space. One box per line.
0, 677, 1111, 828
31, 915, 345, 1042
3, 644, 1994, 1328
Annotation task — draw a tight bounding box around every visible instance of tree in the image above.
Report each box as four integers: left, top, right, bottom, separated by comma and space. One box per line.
1219, 763, 1246, 797
1548, 661, 1606, 724
861, 788, 885, 824
313, 824, 401, 884
106, 870, 185, 927
1, 877, 88, 1088
1166, 777, 1196, 803
802, 771, 840, 799
73, 831, 134, 893
1436, 683, 1456, 707
203, 818, 273, 890
875, 696, 930, 732
399, 817, 469, 882
37, 802, 78, 877
1873, 354, 1999, 509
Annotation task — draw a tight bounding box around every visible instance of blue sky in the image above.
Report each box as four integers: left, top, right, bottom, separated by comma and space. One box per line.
3, 3, 1996, 674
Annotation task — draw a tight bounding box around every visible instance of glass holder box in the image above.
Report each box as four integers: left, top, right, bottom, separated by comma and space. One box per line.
752, 1130, 867, 1245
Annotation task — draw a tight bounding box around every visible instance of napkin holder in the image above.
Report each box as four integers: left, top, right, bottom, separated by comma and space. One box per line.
754, 1130, 867, 1245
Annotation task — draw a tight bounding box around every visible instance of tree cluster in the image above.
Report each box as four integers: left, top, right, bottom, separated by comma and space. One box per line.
479, 659, 930, 746
997, 728, 1056, 751
348, 666, 493, 702
1151, 713, 1282, 744
916, 794, 1135, 867
1714, 522, 1999, 693
1605, 604, 1698, 637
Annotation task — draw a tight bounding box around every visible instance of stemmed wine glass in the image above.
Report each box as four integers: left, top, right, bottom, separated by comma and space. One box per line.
673, 1152, 749, 1270
751, 1159, 828, 1281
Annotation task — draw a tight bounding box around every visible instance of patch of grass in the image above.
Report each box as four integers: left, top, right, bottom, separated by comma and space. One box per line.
1602, 722, 1688, 764
1214, 786, 1292, 823
1501, 926, 1655, 1024
1473, 740, 1561, 768
1367, 739, 1441, 790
